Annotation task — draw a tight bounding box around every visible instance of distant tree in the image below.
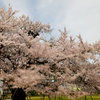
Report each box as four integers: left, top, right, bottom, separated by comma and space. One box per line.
0, 5, 100, 100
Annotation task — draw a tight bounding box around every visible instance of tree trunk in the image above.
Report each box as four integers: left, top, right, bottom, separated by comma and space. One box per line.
59, 97, 61, 100
41, 95, 45, 100
48, 95, 51, 100
61, 96, 63, 100
11, 88, 26, 100
85, 95, 86, 100
55, 95, 56, 100
90, 95, 93, 100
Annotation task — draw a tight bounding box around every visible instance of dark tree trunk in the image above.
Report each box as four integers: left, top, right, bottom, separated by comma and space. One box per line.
48, 95, 51, 100
59, 97, 61, 100
85, 95, 86, 100
11, 88, 26, 100
90, 95, 93, 100
61, 96, 63, 100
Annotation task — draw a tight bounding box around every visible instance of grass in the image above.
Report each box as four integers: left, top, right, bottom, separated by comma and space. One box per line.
5, 95, 100, 100
81, 95, 100, 100
26, 95, 100, 100
26, 96, 71, 100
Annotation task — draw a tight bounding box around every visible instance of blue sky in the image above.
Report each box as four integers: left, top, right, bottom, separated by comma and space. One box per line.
0, 0, 100, 43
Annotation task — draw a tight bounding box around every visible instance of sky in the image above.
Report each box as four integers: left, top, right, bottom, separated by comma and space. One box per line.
0, 0, 100, 44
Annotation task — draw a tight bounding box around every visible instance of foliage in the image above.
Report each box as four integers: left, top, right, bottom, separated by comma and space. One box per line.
29, 91, 39, 96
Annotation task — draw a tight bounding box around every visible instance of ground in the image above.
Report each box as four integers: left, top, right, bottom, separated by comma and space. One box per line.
5, 95, 100, 100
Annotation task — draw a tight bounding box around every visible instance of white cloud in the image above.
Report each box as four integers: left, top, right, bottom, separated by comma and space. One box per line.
75, 1, 100, 43
52, 0, 100, 43
1, 0, 100, 43
1, 0, 30, 16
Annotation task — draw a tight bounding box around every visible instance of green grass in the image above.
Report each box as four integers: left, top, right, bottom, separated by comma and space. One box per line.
27, 95, 100, 100
81, 95, 100, 100
26, 96, 71, 100
5, 95, 100, 100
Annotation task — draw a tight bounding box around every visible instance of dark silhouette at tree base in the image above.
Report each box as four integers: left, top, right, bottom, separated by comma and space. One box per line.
11, 88, 26, 100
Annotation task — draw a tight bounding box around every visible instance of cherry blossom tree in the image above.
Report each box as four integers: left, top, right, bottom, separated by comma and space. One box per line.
0, 5, 100, 100
0, 5, 52, 100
